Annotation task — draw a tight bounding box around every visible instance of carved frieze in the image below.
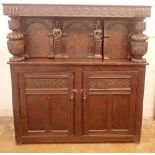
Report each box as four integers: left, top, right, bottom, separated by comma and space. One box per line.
89, 78, 130, 89
7, 18, 25, 62
26, 78, 67, 89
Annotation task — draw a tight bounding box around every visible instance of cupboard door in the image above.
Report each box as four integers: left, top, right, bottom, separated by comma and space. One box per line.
83, 71, 137, 136
19, 72, 74, 136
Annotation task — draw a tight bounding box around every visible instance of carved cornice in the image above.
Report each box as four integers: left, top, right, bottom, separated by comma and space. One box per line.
3, 4, 151, 17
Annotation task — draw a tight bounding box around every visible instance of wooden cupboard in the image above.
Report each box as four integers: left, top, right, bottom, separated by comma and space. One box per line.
3, 4, 151, 143
10, 63, 146, 143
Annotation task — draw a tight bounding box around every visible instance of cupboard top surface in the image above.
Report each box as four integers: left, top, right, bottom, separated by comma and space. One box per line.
8, 58, 148, 66
3, 4, 151, 17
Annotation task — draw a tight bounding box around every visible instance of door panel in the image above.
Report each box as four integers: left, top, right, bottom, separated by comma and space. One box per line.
19, 72, 74, 136
83, 71, 137, 136
89, 95, 108, 130
111, 94, 130, 130
26, 95, 46, 131
50, 94, 68, 130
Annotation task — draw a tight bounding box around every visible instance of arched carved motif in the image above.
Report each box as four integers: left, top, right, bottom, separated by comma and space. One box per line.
64, 22, 93, 58
104, 21, 129, 59
21, 17, 53, 31
25, 22, 50, 57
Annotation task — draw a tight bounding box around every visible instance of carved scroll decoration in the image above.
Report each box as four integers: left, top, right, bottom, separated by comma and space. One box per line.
130, 21, 148, 63
7, 18, 25, 62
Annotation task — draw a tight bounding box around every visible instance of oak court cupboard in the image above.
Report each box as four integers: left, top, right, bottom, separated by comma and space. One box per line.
3, 3, 151, 144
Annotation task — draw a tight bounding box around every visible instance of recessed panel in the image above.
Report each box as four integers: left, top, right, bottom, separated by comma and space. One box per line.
26, 95, 46, 130
104, 20, 129, 59
26, 23, 50, 57
111, 94, 130, 130
89, 95, 107, 130
50, 95, 68, 130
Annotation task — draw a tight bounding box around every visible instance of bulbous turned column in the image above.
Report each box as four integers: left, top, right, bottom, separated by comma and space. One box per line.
130, 21, 148, 63
7, 18, 25, 62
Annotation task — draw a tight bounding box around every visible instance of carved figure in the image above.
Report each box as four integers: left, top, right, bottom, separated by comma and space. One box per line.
48, 21, 64, 58
94, 20, 102, 58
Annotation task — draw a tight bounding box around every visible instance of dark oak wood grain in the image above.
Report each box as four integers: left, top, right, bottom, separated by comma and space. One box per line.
3, 4, 151, 144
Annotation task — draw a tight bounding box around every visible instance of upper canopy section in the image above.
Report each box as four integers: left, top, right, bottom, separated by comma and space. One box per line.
3, 4, 152, 18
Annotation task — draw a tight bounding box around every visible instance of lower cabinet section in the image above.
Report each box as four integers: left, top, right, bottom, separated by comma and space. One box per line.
11, 66, 145, 143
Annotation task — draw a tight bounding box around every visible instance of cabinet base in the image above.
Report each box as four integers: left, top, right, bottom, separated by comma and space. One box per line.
16, 135, 139, 144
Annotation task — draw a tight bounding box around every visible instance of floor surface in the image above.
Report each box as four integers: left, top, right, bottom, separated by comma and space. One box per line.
0, 117, 155, 153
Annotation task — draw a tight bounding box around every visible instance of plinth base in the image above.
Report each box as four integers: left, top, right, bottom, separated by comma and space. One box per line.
10, 56, 25, 62
131, 58, 146, 63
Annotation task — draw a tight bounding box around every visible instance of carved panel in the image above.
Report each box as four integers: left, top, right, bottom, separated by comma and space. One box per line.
64, 21, 93, 58
89, 78, 130, 89
25, 22, 50, 57
104, 20, 129, 59
26, 78, 67, 89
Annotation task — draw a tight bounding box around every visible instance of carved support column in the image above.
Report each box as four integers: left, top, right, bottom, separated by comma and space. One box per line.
130, 20, 148, 63
93, 20, 103, 59
7, 17, 25, 62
